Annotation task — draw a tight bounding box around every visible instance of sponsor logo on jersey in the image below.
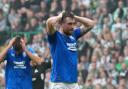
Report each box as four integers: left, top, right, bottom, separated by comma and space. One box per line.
66, 43, 77, 51
13, 61, 26, 69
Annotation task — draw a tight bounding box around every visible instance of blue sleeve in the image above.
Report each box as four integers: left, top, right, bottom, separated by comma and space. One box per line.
28, 48, 35, 54
47, 31, 57, 44
73, 28, 81, 40
27, 48, 36, 61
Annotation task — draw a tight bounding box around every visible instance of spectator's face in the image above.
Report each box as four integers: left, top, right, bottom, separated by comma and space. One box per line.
118, 86, 125, 89
102, 7, 107, 14
80, 55, 86, 63
20, 0, 25, 4
2, 0, 8, 3
30, 18, 37, 27
110, 63, 115, 70
80, 11, 86, 17
121, 63, 127, 70
27, 9, 34, 18
11, 19, 20, 28
100, 69, 106, 78
103, 17, 109, 24
95, 84, 102, 89
40, 1, 46, 9
118, 1, 123, 8
118, 56, 124, 63
61, 0, 67, 9
51, 1, 57, 9
62, 17, 76, 35
103, 48, 109, 56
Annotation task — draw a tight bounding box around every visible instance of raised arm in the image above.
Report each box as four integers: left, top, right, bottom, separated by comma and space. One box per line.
74, 15, 96, 36
24, 49, 44, 65
0, 38, 15, 62
46, 12, 63, 35
21, 39, 44, 65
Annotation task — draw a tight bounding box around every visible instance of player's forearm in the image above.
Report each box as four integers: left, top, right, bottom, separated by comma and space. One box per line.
0, 45, 10, 61
24, 49, 44, 64
46, 15, 61, 34
47, 15, 61, 25
74, 15, 96, 28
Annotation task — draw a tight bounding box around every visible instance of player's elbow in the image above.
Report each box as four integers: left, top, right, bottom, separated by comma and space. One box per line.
46, 17, 54, 25
46, 18, 51, 24
89, 21, 96, 28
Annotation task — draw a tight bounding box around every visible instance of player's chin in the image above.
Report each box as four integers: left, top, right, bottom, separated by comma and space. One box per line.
65, 32, 72, 35
65, 30, 73, 35
69, 30, 73, 34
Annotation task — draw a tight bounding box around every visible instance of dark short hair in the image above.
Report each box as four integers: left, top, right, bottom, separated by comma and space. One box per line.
13, 35, 23, 52
60, 11, 74, 23
13, 34, 25, 38
15, 35, 22, 41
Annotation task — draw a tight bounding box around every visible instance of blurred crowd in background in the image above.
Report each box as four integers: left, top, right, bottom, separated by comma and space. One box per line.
0, 0, 128, 89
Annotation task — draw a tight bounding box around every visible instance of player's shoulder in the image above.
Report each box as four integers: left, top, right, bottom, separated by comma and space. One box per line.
27, 47, 35, 53
8, 48, 14, 53
74, 27, 81, 31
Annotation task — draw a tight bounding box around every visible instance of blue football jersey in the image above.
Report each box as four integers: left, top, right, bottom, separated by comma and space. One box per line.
5, 48, 35, 89
48, 28, 81, 83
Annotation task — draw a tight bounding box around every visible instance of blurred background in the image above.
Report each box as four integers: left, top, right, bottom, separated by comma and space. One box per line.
0, 0, 128, 89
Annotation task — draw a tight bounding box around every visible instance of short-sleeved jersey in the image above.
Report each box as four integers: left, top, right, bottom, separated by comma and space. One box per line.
5, 48, 34, 89
48, 28, 81, 83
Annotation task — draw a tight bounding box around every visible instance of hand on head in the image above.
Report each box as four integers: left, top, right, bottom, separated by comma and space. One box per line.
58, 11, 65, 18
20, 38, 26, 51
8, 37, 16, 48
10, 35, 26, 52
60, 10, 75, 23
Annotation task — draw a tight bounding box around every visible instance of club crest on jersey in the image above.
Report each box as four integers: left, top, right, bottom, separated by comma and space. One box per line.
23, 52, 27, 57
69, 36, 75, 40
11, 53, 15, 57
